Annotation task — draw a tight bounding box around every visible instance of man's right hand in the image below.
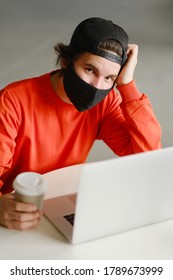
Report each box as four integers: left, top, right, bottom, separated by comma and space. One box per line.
116, 44, 138, 86
0, 193, 42, 230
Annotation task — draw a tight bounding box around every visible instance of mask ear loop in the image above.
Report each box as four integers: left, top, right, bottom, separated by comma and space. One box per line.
113, 81, 117, 88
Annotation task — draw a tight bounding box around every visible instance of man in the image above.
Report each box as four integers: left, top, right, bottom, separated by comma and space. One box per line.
0, 17, 162, 230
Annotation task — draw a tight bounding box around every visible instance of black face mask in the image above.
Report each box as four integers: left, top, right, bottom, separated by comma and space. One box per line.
63, 63, 114, 112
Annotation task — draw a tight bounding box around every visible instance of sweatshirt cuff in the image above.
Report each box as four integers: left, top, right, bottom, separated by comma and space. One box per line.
116, 80, 142, 102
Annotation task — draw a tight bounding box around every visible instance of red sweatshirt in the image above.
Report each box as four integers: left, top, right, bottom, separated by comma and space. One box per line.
0, 72, 162, 194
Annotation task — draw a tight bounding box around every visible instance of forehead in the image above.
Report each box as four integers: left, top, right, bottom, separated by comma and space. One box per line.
75, 52, 121, 74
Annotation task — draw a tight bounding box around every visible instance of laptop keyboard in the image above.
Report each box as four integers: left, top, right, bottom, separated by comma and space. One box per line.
64, 214, 75, 225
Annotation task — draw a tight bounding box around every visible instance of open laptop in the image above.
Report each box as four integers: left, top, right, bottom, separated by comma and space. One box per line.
43, 146, 173, 244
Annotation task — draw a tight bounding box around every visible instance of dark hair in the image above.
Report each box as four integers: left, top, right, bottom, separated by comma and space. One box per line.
54, 39, 123, 76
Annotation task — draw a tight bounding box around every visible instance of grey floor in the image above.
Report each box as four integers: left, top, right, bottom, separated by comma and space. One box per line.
1, 0, 173, 161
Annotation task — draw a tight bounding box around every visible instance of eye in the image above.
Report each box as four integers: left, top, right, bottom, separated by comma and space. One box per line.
105, 76, 111, 81
105, 76, 116, 84
85, 67, 94, 74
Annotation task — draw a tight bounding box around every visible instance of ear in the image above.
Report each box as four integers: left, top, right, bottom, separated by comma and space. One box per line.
61, 58, 68, 69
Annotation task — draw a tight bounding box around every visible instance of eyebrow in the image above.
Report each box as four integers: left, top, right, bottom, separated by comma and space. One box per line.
84, 63, 118, 79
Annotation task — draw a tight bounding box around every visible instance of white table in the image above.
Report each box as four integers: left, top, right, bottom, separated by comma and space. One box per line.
0, 166, 173, 260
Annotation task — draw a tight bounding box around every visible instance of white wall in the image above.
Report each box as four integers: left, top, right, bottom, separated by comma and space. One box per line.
1, 0, 173, 162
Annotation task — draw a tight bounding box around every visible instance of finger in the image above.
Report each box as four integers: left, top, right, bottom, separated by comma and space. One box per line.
5, 217, 40, 230
7, 209, 41, 222
7, 198, 38, 212
2, 209, 42, 230
127, 44, 138, 56
0, 193, 37, 213
14, 202, 38, 212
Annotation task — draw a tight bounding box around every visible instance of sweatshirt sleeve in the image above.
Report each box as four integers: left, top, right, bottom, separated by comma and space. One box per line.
98, 80, 162, 156
0, 88, 20, 193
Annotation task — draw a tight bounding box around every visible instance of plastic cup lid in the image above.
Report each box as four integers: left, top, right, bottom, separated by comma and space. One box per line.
13, 172, 48, 196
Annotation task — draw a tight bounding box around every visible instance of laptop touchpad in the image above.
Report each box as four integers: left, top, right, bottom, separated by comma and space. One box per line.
67, 194, 77, 205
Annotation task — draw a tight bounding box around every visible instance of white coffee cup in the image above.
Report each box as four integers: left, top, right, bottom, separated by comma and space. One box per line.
13, 172, 48, 210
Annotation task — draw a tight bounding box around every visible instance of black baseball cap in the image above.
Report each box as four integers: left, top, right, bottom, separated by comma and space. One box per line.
69, 17, 129, 66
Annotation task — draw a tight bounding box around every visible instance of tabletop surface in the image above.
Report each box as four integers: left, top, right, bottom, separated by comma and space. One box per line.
1, 166, 173, 260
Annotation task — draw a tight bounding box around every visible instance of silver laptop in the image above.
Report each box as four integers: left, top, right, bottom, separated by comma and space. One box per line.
43, 146, 173, 244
